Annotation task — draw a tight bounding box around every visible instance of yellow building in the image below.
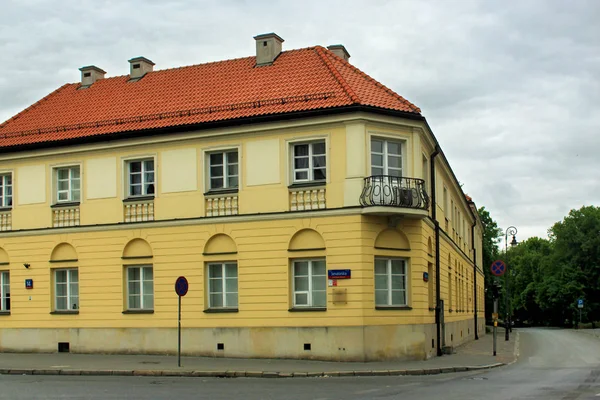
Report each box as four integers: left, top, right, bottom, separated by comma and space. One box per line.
0, 33, 484, 361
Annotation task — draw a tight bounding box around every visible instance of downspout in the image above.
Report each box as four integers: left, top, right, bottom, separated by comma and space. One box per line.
430, 145, 442, 356
471, 219, 478, 340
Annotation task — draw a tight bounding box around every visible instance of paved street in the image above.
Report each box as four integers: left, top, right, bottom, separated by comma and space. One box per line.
0, 329, 599, 399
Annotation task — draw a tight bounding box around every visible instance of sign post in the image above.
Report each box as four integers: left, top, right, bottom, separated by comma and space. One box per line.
578, 299, 584, 328
175, 276, 189, 367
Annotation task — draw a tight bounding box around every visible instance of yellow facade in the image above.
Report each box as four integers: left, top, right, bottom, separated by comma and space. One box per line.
0, 113, 484, 361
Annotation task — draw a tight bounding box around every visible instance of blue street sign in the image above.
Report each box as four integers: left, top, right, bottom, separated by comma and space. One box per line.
578, 299, 584, 308
328, 269, 351, 279
490, 260, 506, 277
175, 276, 189, 297
25, 279, 33, 289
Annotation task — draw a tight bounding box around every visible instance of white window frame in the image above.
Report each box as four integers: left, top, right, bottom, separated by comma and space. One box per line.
54, 166, 81, 203
290, 140, 327, 184
292, 259, 327, 308
0, 271, 9, 312
207, 150, 239, 191
125, 158, 155, 198
0, 173, 12, 208
54, 268, 79, 311
374, 257, 408, 307
369, 136, 406, 177
126, 265, 154, 310
207, 262, 238, 309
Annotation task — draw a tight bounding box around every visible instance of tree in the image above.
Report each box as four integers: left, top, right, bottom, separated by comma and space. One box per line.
478, 206, 503, 321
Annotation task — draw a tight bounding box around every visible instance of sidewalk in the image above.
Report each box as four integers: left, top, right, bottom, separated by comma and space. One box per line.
0, 330, 518, 378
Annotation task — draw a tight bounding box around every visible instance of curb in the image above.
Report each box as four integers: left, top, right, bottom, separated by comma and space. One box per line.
0, 363, 505, 379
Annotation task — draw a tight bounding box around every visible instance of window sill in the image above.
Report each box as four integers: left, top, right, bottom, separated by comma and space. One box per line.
0, 207, 12, 212
375, 306, 412, 310
122, 309, 154, 314
204, 188, 239, 196
50, 310, 79, 315
51, 202, 80, 209
0, 311, 10, 316
203, 308, 239, 313
288, 182, 326, 190
122, 196, 155, 203
288, 307, 327, 312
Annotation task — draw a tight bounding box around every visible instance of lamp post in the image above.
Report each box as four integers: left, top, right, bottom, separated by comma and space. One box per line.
504, 226, 518, 341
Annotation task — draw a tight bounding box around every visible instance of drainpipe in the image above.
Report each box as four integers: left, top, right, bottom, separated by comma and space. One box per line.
471, 219, 478, 340
429, 145, 442, 356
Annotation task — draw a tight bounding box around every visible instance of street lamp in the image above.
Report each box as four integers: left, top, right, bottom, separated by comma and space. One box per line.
504, 226, 518, 341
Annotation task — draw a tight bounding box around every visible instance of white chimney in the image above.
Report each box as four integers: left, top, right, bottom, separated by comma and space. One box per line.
327, 45, 350, 62
79, 65, 106, 87
128, 56, 155, 80
254, 33, 284, 66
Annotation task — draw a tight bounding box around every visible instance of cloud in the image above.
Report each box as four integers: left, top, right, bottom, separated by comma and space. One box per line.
1, 0, 599, 241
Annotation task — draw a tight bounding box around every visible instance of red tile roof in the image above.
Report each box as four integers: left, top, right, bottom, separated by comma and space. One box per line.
0, 46, 420, 149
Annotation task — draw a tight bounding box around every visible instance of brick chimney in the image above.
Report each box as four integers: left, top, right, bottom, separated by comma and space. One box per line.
128, 56, 155, 80
254, 33, 284, 66
327, 45, 350, 62
79, 65, 106, 87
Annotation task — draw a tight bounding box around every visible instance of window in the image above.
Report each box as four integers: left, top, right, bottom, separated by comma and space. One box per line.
0, 271, 9, 312
55, 269, 78, 311
371, 138, 402, 176
207, 262, 238, 309
375, 258, 407, 306
292, 259, 326, 308
127, 159, 155, 197
0, 174, 12, 208
55, 166, 81, 203
126, 266, 153, 310
292, 141, 326, 183
208, 151, 238, 190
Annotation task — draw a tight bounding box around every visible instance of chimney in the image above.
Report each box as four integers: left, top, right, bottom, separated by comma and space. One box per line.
327, 45, 350, 62
254, 33, 284, 66
128, 56, 155, 80
79, 65, 106, 87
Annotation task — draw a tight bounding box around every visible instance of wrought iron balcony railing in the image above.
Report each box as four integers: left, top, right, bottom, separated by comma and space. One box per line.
360, 176, 429, 210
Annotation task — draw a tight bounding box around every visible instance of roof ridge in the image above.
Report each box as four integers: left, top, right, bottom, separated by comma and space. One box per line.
322, 48, 421, 113
0, 84, 72, 129
314, 46, 361, 104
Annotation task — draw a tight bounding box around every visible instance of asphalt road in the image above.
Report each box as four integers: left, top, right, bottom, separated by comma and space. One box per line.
1, 328, 598, 400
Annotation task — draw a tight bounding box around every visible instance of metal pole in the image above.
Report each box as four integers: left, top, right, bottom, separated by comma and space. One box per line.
493, 297, 498, 356
178, 295, 181, 367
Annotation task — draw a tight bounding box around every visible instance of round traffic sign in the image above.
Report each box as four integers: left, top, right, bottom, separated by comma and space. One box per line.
175, 276, 189, 297
490, 260, 506, 277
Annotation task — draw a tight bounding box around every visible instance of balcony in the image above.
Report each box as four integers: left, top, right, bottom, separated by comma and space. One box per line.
52, 204, 80, 227
205, 193, 239, 217
360, 176, 429, 217
124, 199, 155, 223
290, 187, 326, 211
0, 210, 11, 231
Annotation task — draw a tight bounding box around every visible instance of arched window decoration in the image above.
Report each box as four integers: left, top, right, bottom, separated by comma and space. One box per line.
122, 238, 153, 259
203, 234, 237, 255
50, 243, 78, 262
374, 228, 410, 251
288, 229, 325, 252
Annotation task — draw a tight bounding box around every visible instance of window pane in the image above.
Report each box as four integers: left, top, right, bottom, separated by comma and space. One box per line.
72, 179, 80, 192
227, 176, 239, 188
56, 297, 67, 310
371, 139, 383, 153
6, 186, 11, 195
225, 278, 237, 293
144, 160, 154, 172
142, 281, 153, 296
295, 171, 308, 181
145, 183, 155, 195
56, 283, 67, 297
130, 162, 141, 173
210, 166, 223, 177
313, 168, 326, 181
312, 260, 326, 275
70, 296, 79, 310
387, 142, 401, 155
294, 144, 308, 157
58, 169, 69, 180
144, 172, 154, 184
69, 270, 79, 283
210, 153, 223, 166
391, 290, 406, 305
58, 181, 69, 191
391, 260, 405, 275
211, 178, 224, 189
375, 274, 388, 290
129, 295, 140, 309
143, 267, 153, 280
371, 154, 384, 167
69, 283, 79, 297
294, 261, 308, 276
56, 270, 67, 283
210, 293, 223, 307
294, 157, 309, 169
72, 168, 80, 179
227, 164, 238, 177
311, 275, 326, 291
294, 276, 308, 291
374, 259, 387, 275
312, 142, 326, 155
143, 294, 154, 309
371, 167, 384, 176
388, 156, 401, 169
225, 293, 238, 307
227, 152, 238, 164
295, 292, 308, 306
130, 174, 142, 185
128, 268, 140, 281
209, 264, 222, 278
128, 282, 140, 296
375, 290, 388, 306
209, 278, 222, 293
58, 192, 68, 201
392, 275, 405, 290
225, 264, 237, 277
5, 175, 11, 185
312, 290, 326, 307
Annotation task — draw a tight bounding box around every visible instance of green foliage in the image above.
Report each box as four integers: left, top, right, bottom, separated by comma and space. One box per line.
504, 206, 600, 327
477, 206, 503, 320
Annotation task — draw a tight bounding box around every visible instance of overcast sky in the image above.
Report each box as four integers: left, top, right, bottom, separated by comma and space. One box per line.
1, 0, 599, 245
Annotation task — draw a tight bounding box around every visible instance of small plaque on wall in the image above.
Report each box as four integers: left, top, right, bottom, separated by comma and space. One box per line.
25, 279, 33, 289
